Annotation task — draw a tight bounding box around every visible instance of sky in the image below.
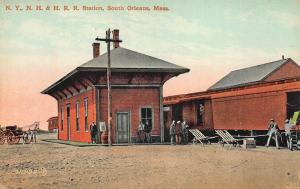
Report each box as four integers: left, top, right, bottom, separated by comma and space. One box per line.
0, 0, 300, 129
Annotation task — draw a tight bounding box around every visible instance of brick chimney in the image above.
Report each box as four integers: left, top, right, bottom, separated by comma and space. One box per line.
92, 42, 100, 58
112, 29, 120, 48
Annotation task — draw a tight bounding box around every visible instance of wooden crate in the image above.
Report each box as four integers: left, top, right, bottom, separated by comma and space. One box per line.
242, 138, 256, 148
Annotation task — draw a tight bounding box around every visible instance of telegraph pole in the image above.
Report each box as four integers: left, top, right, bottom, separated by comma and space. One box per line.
95, 28, 122, 146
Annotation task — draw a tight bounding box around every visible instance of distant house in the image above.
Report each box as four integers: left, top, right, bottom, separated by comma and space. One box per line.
164, 58, 300, 133
47, 116, 58, 133
41, 29, 189, 143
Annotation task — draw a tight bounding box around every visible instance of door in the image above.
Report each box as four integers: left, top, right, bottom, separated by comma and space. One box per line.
116, 112, 130, 143
286, 91, 300, 120
66, 105, 71, 141
172, 104, 182, 122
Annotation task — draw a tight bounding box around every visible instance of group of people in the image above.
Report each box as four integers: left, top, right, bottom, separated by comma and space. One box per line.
88, 117, 297, 148
137, 120, 152, 143
22, 128, 37, 144
266, 118, 297, 150
169, 120, 189, 145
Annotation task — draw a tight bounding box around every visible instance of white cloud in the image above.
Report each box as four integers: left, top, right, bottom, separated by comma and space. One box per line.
225, 10, 256, 22
18, 18, 87, 52
0, 19, 11, 30
268, 10, 300, 29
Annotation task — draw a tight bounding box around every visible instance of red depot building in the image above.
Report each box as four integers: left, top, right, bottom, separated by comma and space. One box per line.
42, 29, 189, 143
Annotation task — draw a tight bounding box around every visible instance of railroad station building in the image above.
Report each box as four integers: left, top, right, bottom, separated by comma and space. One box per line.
42, 30, 189, 143
163, 58, 300, 136
47, 116, 58, 133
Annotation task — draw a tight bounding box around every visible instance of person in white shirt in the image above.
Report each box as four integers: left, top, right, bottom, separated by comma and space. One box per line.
266, 119, 280, 149
284, 119, 296, 150
169, 120, 176, 145
137, 121, 145, 143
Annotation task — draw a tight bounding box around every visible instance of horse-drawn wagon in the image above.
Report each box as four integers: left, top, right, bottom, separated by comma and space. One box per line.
0, 125, 24, 145
0, 122, 40, 145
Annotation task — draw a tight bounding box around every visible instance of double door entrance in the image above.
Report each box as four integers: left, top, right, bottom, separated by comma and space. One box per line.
116, 112, 130, 143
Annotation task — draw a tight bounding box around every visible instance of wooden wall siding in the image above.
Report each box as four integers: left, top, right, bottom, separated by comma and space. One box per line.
211, 91, 286, 130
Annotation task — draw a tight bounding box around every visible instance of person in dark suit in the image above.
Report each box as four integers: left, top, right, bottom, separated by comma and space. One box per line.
181, 120, 189, 145
90, 122, 96, 144
175, 121, 182, 144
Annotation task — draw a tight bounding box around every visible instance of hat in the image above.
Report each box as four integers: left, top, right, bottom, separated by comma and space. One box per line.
177, 121, 181, 123
285, 119, 289, 123
270, 118, 274, 121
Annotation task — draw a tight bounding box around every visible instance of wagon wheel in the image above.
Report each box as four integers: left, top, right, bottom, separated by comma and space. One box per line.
7, 131, 19, 145
0, 130, 5, 145
13, 137, 20, 144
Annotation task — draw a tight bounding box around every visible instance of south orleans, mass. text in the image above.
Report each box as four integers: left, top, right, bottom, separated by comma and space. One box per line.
4, 5, 170, 12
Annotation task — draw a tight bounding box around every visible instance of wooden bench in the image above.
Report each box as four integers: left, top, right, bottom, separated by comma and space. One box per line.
215, 130, 243, 147
189, 129, 218, 145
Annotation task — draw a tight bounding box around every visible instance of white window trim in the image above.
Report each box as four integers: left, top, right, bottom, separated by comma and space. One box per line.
76, 101, 79, 118
139, 106, 154, 130
61, 106, 64, 132
84, 98, 89, 131
84, 98, 88, 117
76, 101, 80, 132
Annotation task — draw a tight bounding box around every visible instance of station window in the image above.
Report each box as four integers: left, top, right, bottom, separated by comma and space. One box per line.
84, 98, 89, 131
61, 107, 64, 131
76, 101, 80, 131
141, 107, 153, 130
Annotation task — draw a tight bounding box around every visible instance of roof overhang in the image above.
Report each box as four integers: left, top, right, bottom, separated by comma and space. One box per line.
41, 69, 79, 94
41, 67, 189, 95
78, 67, 189, 73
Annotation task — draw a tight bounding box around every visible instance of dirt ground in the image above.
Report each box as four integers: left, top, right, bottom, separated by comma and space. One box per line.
0, 134, 300, 189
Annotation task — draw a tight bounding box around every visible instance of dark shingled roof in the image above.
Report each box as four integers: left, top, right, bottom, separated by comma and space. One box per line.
80, 47, 189, 71
208, 58, 292, 91
41, 47, 189, 94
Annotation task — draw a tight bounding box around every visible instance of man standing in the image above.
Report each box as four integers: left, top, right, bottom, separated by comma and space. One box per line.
284, 119, 296, 150
33, 122, 38, 143
175, 121, 182, 144
22, 131, 29, 145
92, 122, 98, 144
169, 120, 176, 145
28, 128, 34, 144
144, 120, 152, 143
199, 104, 204, 124
137, 121, 145, 143
181, 120, 189, 145
266, 119, 280, 149
90, 122, 96, 144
